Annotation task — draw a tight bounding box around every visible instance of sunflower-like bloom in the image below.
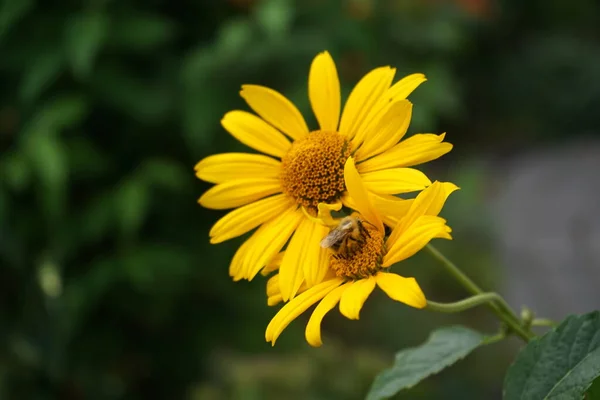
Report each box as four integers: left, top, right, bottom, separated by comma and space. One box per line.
195, 51, 453, 302
265, 158, 457, 347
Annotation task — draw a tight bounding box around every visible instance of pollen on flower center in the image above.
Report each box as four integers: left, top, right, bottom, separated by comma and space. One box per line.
281, 131, 352, 213
329, 224, 385, 279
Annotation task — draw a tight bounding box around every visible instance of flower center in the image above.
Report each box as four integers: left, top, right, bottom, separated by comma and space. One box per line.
329, 223, 385, 279
281, 131, 352, 213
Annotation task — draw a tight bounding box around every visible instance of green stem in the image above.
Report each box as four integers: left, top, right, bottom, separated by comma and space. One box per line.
482, 331, 507, 345
425, 244, 535, 342
531, 318, 558, 328
425, 244, 482, 296
427, 293, 505, 313
429, 296, 509, 345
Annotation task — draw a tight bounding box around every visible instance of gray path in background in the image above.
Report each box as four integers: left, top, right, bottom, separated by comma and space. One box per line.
492, 140, 600, 320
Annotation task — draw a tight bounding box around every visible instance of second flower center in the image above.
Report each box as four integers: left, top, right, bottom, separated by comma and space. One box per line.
329, 223, 385, 280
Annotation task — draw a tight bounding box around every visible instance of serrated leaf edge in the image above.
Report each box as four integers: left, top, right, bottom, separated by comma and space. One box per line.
367, 326, 485, 400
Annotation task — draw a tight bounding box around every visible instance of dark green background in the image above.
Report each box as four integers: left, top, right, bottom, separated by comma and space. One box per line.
2, 0, 600, 398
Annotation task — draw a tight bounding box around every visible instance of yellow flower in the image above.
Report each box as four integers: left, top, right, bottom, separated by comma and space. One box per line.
195, 51, 453, 301
265, 158, 457, 347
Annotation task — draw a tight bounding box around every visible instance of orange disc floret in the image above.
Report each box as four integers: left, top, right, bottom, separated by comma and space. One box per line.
281, 131, 351, 212
329, 224, 385, 279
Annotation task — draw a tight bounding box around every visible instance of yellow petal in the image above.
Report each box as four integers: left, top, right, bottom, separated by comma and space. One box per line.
304, 223, 331, 287
390, 180, 457, 241
265, 278, 344, 345
339, 67, 395, 140
209, 194, 294, 243
352, 73, 425, 147
240, 85, 309, 140
358, 133, 452, 173
370, 194, 414, 228
279, 219, 329, 301
261, 252, 284, 276
313, 248, 331, 286
423, 181, 459, 217
338, 276, 376, 320
195, 153, 281, 184
242, 207, 304, 280
267, 274, 309, 306
361, 167, 432, 195
386, 182, 442, 245
342, 192, 412, 229
221, 111, 291, 158
305, 283, 349, 347
353, 74, 426, 147
305, 202, 342, 228
229, 231, 259, 281
343, 157, 383, 232
266, 274, 280, 297
309, 51, 341, 132
383, 215, 451, 267
278, 219, 312, 301
198, 179, 281, 210
340, 193, 358, 211
268, 294, 283, 306
376, 272, 426, 309
355, 100, 412, 161
436, 225, 453, 240
387, 73, 427, 101
405, 181, 443, 220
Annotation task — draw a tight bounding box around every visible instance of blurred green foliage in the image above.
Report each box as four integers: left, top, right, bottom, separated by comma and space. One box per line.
2, 0, 600, 398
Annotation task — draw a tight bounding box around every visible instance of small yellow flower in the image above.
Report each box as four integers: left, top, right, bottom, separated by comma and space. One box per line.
265, 158, 457, 347
195, 51, 452, 301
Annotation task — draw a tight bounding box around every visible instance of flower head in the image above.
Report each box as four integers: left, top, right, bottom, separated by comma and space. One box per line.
195, 51, 453, 302
264, 158, 458, 347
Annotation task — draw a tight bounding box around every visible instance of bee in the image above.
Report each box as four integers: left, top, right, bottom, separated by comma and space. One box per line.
320, 214, 371, 257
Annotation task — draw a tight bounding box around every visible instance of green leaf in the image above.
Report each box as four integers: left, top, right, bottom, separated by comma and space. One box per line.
92, 65, 172, 123
2, 151, 31, 191
13, 95, 86, 224
37, 94, 89, 130
115, 177, 149, 240
588, 377, 600, 399
108, 13, 175, 51
24, 129, 68, 224
367, 326, 485, 400
66, 137, 110, 178
139, 159, 188, 191
0, 0, 33, 40
74, 192, 115, 247
214, 18, 253, 60
254, 0, 293, 39
181, 47, 217, 85
65, 12, 109, 79
19, 51, 63, 103
181, 85, 224, 151
120, 245, 193, 291
504, 311, 600, 400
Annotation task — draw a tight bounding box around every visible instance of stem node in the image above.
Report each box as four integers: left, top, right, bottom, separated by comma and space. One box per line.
425, 244, 535, 342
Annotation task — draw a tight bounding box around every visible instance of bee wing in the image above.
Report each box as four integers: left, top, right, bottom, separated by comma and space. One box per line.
320, 227, 349, 248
